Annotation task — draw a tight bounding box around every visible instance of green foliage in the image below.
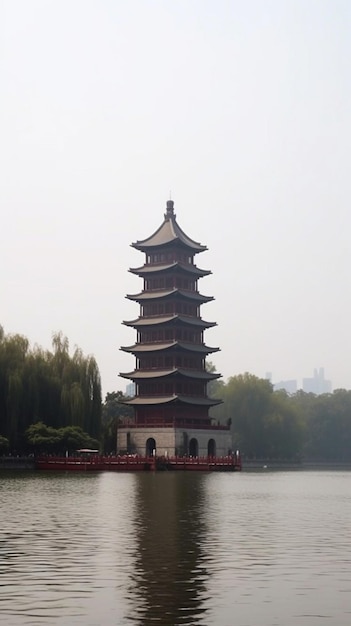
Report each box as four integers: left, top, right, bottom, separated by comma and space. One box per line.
206, 360, 225, 400
0, 435, 9, 453
211, 373, 303, 459
0, 328, 102, 452
211, 374, 351, 461
291, 389, 351, 461
25, 422, 100, 454
25, 422, 62, 453
2, 323, 351, 461
101, 391, 134, 454
223, 373, 275, 457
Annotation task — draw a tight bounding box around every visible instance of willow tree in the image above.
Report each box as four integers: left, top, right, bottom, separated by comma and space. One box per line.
0, 327, 102, 452
0, 330, 29, 450
84, 355, 102, 439
51, 333, 101, 437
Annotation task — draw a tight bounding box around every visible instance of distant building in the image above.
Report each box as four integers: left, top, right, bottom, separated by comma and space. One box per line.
125, 383, 136, 398
302, 368, 332, 395
273, 379, 297, 394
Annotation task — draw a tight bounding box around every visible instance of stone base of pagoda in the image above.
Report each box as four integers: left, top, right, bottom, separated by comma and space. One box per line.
117, 426, 232, 457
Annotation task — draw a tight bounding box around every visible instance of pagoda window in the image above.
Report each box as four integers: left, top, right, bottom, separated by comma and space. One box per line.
165, 383, 173, 394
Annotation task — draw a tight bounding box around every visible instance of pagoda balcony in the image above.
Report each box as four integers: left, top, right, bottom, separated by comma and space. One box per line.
137, 338, 203, 345
122, 366, 218, 375
123, 420, 229, 431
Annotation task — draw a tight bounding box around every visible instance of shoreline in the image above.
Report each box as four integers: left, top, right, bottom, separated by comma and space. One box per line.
2, 456, 351, 472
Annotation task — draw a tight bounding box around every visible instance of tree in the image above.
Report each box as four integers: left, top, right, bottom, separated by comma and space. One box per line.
265, 390, 304, 459
101, 391, 134, 453
59, 425, 100, 453
0, 435, 9, 454
298, 389, 351, 461
210, 373, 304, 459
25, 422, 100, 455
25, 422, 62, 454
221, 373, 273, 457
0, 328, 102, 452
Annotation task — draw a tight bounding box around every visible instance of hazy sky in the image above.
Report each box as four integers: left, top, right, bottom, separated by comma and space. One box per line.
1, 0, 350, 396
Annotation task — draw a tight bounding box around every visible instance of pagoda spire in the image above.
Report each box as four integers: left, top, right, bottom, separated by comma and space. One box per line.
164, 199, 176, 220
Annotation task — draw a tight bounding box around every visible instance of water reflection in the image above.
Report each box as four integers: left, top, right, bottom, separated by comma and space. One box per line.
2, 470, 351, 625
129, 473, 209, 625
0, 471, 140, 625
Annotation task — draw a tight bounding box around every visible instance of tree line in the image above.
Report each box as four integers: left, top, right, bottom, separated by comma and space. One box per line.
101, 372, 351, 462
0, 327, 101, 454
1, 325, 351, 462
209, 372, 351, 461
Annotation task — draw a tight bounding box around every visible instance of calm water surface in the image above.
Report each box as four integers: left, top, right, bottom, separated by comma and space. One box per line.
1, 469, 351, 625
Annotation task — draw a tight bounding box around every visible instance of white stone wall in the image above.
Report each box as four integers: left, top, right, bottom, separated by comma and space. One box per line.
117, 427, 232, 457
175, 428, 232, 457
117, 427, 176, 455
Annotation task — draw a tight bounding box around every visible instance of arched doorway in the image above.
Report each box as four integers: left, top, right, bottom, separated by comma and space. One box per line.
189, 438, 198, 457
207, 438, 216, 457
146, 437, 156, 456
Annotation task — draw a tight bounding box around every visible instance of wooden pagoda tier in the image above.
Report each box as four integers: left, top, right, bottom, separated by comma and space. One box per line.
120, 199, 223, 430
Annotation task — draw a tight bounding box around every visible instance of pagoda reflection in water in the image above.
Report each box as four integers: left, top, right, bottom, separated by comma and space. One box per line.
128, 473, 210, 625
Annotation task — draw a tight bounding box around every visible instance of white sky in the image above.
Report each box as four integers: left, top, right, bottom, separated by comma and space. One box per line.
1, 0, 350, 397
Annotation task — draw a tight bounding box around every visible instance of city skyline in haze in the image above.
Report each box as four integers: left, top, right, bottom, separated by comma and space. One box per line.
1, 1, 350, 397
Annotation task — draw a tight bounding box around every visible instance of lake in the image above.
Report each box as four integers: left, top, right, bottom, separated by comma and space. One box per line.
1, 469, 351, 625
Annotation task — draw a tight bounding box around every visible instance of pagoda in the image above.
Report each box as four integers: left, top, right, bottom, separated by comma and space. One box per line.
118, 200, 231, 457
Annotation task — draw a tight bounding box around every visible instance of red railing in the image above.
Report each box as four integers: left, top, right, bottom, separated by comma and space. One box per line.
35, 453, 242, 471
120, 421, 229, 430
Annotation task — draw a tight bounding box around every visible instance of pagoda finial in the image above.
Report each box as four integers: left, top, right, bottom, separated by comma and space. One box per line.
165, 199, 175, 219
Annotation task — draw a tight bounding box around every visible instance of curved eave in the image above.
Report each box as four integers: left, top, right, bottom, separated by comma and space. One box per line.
120, 341, 220, 354
132, 214, 207, 253
119, 368, 221, 381
122, 314, 216, 329
124, 395, 222, 406
129, 262, 211, 278
126, 288, 214, 303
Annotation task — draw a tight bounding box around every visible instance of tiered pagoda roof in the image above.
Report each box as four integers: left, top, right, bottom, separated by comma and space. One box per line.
130, 262, 211, 277
126, 288, 213, 303
120, 199, 222, 423
120, 368, 220, 381
131, 202, 207, 252
123, 314, 216, 329
120, 341, 219, 355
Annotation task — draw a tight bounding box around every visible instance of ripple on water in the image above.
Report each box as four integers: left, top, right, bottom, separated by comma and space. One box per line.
1, 470, 351, 625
